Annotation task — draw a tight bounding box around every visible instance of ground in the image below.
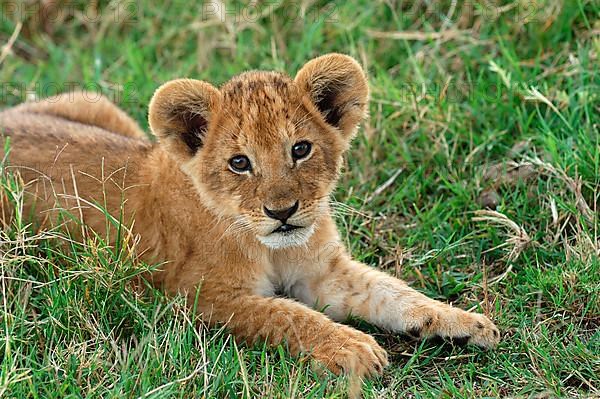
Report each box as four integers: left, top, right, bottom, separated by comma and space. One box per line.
0, 1, 598, 398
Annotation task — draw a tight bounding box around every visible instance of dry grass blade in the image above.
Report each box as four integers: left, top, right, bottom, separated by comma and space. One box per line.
526, 156, 596, 227
473, 210, 532, 261
365, 29, 467, 41
0, 21, 21, 66
365, 168, 403, 203
473, 210, 533, 284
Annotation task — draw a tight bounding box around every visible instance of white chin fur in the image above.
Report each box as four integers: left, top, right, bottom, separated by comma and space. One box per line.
257, 225, 315, 249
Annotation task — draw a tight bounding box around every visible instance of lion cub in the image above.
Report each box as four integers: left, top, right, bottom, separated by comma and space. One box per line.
0, 54, 499, 377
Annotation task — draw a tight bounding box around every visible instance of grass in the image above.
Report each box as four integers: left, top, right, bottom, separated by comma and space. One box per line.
1, 0, 599, 397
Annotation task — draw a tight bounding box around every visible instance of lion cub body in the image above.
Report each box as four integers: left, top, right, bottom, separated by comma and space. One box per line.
1, 54, 499, 378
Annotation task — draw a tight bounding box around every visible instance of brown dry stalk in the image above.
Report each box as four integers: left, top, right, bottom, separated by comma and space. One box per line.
365, 29, 468, 41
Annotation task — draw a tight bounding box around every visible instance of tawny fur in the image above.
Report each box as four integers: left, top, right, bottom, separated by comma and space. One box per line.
11, 90, 146, 139
0, 54, 500, 378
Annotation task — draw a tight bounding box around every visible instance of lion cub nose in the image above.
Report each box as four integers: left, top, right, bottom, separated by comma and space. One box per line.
263, 201, 299, 222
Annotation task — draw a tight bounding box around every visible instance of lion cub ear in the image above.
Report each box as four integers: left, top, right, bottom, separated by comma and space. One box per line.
148, 79, 221, 160
295, 53, 369, 139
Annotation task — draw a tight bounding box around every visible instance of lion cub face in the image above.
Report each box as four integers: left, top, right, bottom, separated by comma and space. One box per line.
149, 54, 369, 249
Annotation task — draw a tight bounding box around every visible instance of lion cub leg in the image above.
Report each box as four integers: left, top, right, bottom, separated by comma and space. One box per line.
198, 289, 388, 377
302, 254, 500, 348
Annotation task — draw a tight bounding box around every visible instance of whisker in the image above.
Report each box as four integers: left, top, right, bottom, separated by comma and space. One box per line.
328, 200, 370, 218
218, 216, 254, 242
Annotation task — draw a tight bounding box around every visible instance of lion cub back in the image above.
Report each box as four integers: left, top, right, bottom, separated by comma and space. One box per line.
8, 91, 146, 139
0, 93, 151, 238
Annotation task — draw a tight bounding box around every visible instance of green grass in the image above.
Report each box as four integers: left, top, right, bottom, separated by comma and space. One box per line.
1, 0, 599, 397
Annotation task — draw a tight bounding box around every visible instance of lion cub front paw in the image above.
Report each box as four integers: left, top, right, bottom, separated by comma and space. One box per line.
407, 307, 500, 349
312, 326, 388, 377
463, 312, 501, 348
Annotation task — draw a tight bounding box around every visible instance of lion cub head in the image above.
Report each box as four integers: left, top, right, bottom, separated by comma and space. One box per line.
148, 54, 368, 249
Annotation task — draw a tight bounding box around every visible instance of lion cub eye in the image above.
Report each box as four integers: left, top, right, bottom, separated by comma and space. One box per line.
291, 141, 312, 160
229, 155, 251, 173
